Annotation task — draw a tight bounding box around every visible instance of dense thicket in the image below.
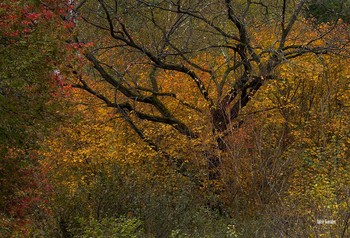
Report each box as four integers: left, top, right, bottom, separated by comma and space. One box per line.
0, 0, 67, 234
1, 0, 350, 237
306, 0, 350, 23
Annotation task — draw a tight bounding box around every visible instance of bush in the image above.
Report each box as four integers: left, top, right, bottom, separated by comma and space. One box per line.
80, 216, 144, 238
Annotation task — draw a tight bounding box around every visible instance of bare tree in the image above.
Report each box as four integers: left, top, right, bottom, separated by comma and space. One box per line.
70, 0, 349, 175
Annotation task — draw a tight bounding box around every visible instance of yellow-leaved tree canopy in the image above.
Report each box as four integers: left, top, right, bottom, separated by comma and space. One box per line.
67, 0, 350, 174
31, 0, 350, 237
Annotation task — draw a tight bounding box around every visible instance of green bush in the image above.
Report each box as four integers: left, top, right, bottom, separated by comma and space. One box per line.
80, 216, 144, 238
